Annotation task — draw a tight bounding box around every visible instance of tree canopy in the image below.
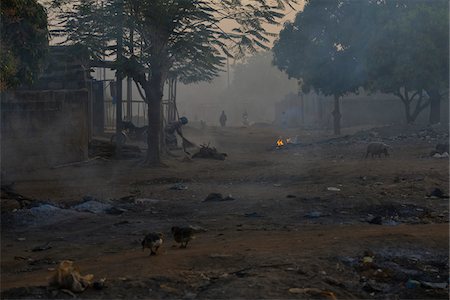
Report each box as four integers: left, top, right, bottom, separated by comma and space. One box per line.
273, 0, 449, 127
365, 0, 449, 123
273, 0, 368, 134
0, 0, 49, 91
50, 0, 297, 163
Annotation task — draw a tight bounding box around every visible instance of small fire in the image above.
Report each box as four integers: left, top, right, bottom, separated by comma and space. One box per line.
276, 139, 284, 147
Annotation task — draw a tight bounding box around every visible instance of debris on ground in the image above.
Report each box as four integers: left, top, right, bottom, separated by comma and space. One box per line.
192, 144, 227, 160
72, 200, 113, 214
343, 247, 450, 298
288, 288, 337, 299
203, 193, 234, 202
49, 260, 94, 293
1, 185, 34, 212
327, 187, 341, 192
31, 242, 52, 252
89, 139, 141, 159
170, 183, 188, 190
244, 212, 264, 218
304, 211, 329, 218
427, 188, 448, 198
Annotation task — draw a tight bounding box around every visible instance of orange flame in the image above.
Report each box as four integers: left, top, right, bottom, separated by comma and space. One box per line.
276, 139, 284, 147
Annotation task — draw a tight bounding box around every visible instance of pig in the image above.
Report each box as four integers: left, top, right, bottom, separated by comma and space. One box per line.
365, 142, 390, 158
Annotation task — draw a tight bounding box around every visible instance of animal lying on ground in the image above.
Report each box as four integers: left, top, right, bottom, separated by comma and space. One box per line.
141, 232, 163, 256
365, 142, 390, 158
171, 226, 195, 248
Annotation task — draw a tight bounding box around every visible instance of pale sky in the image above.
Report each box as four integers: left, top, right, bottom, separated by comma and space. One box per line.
45, 0, 305, 46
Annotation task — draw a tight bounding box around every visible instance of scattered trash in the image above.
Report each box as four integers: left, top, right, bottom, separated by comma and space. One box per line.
304, 211, 327, 218
273, 184, 282, 187
49, 260, 94, 292
170, 183, 188, 190
405, 279, 421, 289
368, 216, 383, 225
427, 188, 448, 198
286, 136, 301, 145
113, 220, 130, 226
134, 198, 160, 205
362, 256, 374, 264
32, 242, 52, 252
17, 237, 26, 241
420, 281, 448, 289
203, 193, 234, 202
192, 144, 227, 160
89, 139, 141, 159
288, 288, 337, 299
72, 200, 112, 214
92, 278, 107, 290
209, 253, 233, 258
244, 212, 263, 218
327, 187, 341, 192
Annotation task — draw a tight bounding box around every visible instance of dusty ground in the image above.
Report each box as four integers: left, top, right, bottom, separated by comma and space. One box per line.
1, 124, 449, 299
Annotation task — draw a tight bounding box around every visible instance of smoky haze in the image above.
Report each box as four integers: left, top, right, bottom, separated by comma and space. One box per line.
176, 52, 299, 126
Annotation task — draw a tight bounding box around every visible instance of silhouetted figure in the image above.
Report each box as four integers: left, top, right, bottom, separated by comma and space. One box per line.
220, 111, 227, 127
242, 110, 249, 126
165, 116, 188, 149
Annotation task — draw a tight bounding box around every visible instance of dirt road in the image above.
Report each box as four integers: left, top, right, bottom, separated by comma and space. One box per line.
1, 125, 449, 299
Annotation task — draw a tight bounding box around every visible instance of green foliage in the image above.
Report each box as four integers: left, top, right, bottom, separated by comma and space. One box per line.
0, 0, 49, 90
273, 0, 367, 98
273, 0, 449, 124
366, 0, 449, 96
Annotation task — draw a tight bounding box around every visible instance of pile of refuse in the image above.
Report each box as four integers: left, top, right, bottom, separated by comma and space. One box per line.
317, 124, 449, 146
340, 247, 449, 299
2, 195, 128, 228
192, 144, 227, 160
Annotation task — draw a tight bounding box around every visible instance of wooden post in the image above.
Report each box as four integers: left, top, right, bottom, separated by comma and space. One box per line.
115, 0, 124, 155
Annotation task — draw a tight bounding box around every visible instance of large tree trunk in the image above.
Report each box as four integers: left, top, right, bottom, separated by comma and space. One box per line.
403, 102, 414, 124
427, 89, 441, 125
145, 63, 166, 165
146, 93, 161, 164
332, 95, 341, 135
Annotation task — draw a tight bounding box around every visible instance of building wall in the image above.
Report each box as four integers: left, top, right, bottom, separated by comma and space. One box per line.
1, 89, 89, 173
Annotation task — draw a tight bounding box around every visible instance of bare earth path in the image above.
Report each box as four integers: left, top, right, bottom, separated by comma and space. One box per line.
1, 125, 448, 299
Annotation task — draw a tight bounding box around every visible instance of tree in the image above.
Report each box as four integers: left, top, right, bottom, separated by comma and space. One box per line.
365, 0, 449, 124
50, 0, 295, 164
0, 0, 49, 91
273, 0, 367, 135
122, 0, 297, 164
